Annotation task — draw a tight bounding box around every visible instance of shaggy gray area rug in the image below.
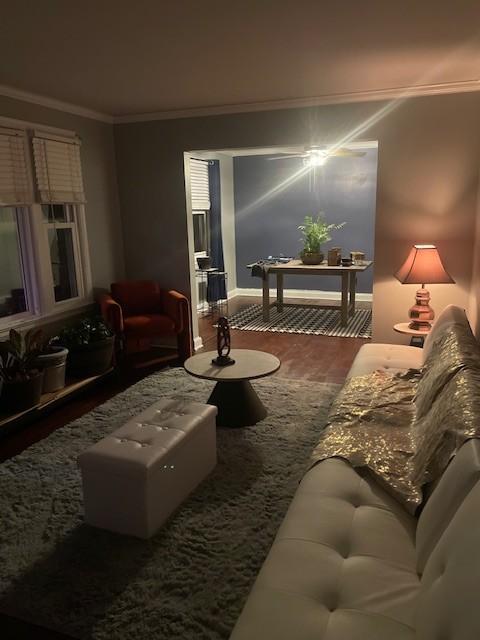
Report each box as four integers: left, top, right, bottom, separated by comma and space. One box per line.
0, 368, 339, 640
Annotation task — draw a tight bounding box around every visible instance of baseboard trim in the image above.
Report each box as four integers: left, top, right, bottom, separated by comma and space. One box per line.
230, 287, 372, 302
193, 336, 204, 351
227, 289, 238, 300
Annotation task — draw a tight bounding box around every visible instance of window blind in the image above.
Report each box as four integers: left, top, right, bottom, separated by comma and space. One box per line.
0, 127, 32, 205
32, 133, 86, 204
190, 158, 210, 210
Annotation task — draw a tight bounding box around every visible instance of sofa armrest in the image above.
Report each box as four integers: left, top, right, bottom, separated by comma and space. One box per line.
98, 292, 124, 334
162, 289, 189, 333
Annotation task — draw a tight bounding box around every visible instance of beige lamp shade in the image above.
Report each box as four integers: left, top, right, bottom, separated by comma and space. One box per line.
395, 244, 454, 285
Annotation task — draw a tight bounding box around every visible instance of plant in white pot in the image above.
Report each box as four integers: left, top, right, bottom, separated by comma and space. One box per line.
298, 214, 345, 265
35, 339, 69, 393
0, 329, 44, 414
53, 316, 114, 378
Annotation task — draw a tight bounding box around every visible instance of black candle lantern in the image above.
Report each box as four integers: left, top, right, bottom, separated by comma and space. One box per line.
212, 317, 235, 366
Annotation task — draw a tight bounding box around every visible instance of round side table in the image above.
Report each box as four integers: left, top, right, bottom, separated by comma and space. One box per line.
393, 322, 431, 347
184, 349, 280, 427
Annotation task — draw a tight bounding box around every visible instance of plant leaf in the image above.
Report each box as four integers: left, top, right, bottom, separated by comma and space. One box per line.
9, 329, 22, 356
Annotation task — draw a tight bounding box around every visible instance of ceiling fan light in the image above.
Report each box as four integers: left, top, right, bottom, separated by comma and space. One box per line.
305, 154, 327, 167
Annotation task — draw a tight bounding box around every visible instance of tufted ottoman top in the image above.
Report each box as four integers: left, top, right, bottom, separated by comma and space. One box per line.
78, 398, 217, 479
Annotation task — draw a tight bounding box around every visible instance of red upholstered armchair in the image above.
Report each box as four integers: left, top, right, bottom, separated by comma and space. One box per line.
98, 281, 193, 363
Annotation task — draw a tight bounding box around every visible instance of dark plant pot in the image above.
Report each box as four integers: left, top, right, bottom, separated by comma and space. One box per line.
66, 337, 114, 378
35, 346, 69, 392
301, 251, 324, 265
1, 370, 44, 414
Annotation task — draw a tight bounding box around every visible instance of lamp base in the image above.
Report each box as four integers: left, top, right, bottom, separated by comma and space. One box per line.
407, 286, 434, 332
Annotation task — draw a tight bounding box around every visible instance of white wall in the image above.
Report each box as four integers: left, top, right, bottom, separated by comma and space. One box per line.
115, 92, 480, 344
218, 154, 237, 293
468, 169, 480, 337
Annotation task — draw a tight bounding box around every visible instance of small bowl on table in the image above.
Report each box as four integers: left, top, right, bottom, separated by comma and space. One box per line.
341, 258, 353, 267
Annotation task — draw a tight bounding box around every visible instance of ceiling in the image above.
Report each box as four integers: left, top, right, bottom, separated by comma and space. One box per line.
1, 1, 480, 118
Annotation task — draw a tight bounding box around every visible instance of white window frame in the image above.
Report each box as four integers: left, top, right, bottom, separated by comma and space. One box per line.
0, 116, 93, 333
0, 207, 34, 325
42, 204, 88, 305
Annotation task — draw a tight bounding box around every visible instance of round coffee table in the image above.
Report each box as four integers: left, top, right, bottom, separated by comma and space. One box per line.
184, 349, 280, 427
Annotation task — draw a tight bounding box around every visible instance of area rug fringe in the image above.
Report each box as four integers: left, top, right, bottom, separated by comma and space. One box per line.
228, 304, 372, 339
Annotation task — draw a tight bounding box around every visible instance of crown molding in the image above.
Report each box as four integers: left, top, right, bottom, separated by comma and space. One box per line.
0, 84, 113, 123
1, 78, 478, 127
114, 79, 480, 124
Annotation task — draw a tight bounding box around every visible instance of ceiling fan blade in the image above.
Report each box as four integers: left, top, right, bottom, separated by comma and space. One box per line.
268, 154, 305, 160
330, 148, 366, 157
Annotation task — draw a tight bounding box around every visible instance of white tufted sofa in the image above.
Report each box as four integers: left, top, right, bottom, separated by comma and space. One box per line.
230, 305, 480, 640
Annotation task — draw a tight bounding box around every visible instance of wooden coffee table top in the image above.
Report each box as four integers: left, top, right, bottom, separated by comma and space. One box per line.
184, 349, 280, 383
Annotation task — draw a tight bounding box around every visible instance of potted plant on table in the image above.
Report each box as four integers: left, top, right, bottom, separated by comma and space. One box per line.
298, 214, 345, 265
0, 329, 44, 413
53, 316, 114, 378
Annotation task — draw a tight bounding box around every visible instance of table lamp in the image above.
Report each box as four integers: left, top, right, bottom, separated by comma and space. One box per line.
395, 244, 454, 331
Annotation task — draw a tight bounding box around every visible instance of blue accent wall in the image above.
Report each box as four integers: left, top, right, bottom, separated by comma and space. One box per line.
234, 149, 377, 293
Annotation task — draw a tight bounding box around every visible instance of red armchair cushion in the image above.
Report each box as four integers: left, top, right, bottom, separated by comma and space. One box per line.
123, 314, 175, 338
111, 281, 162, 317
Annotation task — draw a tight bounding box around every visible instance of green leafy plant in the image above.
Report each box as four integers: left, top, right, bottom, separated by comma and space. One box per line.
0, 328, 43, 382
298, 214, 346, 254
53, 316, 113, 350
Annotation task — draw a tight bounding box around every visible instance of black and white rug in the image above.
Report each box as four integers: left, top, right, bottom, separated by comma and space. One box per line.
228, 304, 372, 339
0, 368, 339, 640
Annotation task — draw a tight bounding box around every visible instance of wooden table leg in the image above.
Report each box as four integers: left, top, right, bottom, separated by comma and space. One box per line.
276, 273, 284, 312
349, 272, 357, 316
341, 272, 349, 326
262, 272, 270, 321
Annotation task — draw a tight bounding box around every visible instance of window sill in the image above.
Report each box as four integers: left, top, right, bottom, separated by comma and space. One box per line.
0, 297, 94, 338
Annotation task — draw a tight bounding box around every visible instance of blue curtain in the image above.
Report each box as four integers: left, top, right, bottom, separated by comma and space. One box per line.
207, 160, 227, 302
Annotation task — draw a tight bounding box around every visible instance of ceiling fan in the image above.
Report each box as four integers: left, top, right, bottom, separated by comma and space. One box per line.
269, 145, 366, 166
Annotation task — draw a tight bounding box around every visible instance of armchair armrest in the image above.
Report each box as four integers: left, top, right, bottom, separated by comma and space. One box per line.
162, 289, 193, 361
97, 292, 124, 334
162, 289, 189, 333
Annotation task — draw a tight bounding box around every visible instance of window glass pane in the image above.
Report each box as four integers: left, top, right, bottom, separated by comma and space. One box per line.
193, 212, 208, 253
48, 227, 78, 302
0, 208, 27, 318
42, 204, 71, 223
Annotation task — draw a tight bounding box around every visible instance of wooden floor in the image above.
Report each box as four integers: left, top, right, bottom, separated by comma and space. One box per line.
198, 295, 368, 384
0, 295, 368, 639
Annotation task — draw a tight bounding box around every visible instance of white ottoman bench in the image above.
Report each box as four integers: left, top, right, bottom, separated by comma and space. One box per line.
78, 398, 217, 538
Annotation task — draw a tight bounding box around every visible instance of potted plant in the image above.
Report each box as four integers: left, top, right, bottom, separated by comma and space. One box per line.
53, 316, 114, 378
35, 339, 69, 393
298, 214, 345, 265
0, 329, 44, 413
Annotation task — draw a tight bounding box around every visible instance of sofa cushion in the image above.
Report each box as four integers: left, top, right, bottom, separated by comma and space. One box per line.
416, 438, 480, 574
123, 314, 176, 337
230, 459, 419, 640
416, 470, 480, 640
347, 343, 423, 378
111, 280, 162, 316
423, 304, 469, 358
415, 320, 480, 420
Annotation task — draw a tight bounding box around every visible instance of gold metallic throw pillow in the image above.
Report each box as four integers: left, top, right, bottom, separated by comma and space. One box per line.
412, 368, 480, 486
415, 322, 480, 419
